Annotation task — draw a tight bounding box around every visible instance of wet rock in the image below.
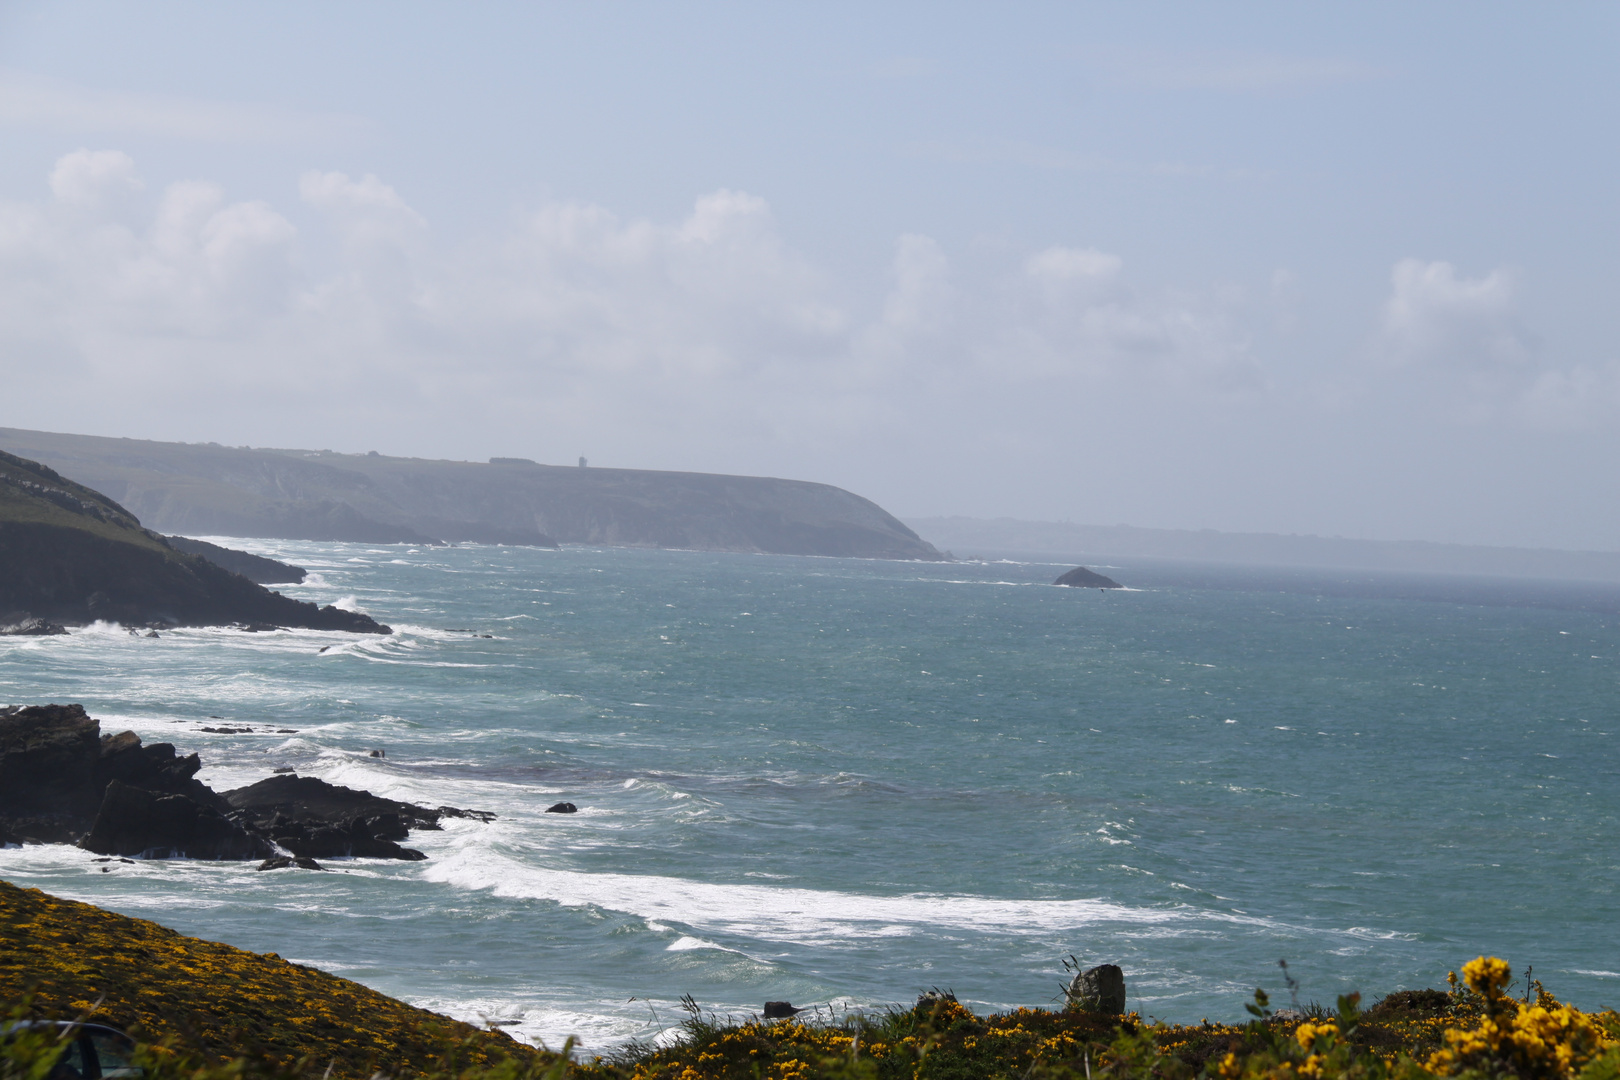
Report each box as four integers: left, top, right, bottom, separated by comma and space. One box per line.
256, 855, 326, 871
224, 774, 462, 860
1067, 963, 1127, 1015
440, 806, 497, 822
545, 802, 578, 814
83, 781, 274, 860
0, 614, 68, 636
763, 1002, 802, 1019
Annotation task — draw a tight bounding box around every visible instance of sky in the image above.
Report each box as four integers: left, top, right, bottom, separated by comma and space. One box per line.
0, 2, 1616, 550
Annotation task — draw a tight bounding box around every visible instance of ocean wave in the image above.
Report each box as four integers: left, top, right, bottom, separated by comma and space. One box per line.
421, 848, 1212, 948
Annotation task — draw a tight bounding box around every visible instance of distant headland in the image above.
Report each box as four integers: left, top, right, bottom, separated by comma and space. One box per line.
0, 449, 388, 634
0, 427, 944, 561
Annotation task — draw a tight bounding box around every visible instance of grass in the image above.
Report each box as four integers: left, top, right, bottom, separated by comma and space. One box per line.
4, 879, 1618, 1080
0, 879, 546, 1077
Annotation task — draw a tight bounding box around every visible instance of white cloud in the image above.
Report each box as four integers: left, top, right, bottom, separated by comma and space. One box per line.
1378, 258, 1530, 369
1520, 362, 1620, 430
0, 150, 1266, 469
0, 68, 369, 143
48, 149, 142, 207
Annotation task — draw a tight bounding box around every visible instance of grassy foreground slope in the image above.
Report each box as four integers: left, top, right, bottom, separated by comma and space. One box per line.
0, 879, 541, 1076
4, 878, 1617, 1080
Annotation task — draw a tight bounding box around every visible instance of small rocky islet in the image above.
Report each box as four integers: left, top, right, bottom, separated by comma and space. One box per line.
1054, 565, 1122, 588
0, 702, 493, 865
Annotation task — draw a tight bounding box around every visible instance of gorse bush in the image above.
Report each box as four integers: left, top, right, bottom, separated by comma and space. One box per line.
5, 957, 1618, 1080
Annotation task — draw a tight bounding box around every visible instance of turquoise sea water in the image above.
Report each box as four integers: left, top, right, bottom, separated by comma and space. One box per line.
1, 544, 1616, 1049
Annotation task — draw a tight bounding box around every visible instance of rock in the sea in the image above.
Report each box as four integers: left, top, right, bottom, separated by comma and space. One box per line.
0, 614, 68, 636
762, 1001, 802, 1019
0, 704, 103, 842
1054, 566, 1122, 589
1066, 963, 1127, 1015
1, 702, 495, 863
545, 802, 578, 814
256, 855, 326, 871
224, 774, 473, 860
83, 780, 274, 860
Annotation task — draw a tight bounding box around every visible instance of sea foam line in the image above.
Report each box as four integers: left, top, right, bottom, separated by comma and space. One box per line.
420, 848, 1231, 949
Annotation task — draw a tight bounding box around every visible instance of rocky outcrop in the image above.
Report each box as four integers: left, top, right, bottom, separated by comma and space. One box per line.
82, 781, 273, 860
0, 614, 67, 636
0, 704, 103, 843
0, 449, 389, 632
0, 703, 490, 861
223, 774, 478, 861
1054, 566, 1122, 589
163, 536, 307, 584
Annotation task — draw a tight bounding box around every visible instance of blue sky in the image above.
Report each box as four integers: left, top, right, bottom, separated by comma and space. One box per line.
1, 2, 1616, 548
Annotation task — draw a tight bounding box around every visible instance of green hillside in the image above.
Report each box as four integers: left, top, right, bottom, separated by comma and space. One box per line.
0, 449, 388, 632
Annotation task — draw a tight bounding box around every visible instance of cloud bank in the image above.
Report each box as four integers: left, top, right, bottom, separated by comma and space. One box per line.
0, 151, 1611, 545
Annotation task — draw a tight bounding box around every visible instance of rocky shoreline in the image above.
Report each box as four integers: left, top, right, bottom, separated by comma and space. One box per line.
1, 448, 390, 635
0, 703, 491, 864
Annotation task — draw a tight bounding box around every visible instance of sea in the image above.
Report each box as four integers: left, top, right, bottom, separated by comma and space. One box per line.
1, 543, 1617, 1051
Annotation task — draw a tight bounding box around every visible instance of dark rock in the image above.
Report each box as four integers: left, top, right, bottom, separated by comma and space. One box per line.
1067, 963, 1127, 1015
545, 802, 578, 814
1054, 567, 1122, 589
369, 749, 384, 758
0, 704, 102, 834
762, 1002, 802, 1019
0, 448, 393, 633
96, 731, 231, 814
163, 536, 307, 584
256, 855, 326, 871
439, 806, 497, 822
0, 614, 68, 636
83, 780, 274, 860
223, 774, 461, 860
1, 701, 494, 863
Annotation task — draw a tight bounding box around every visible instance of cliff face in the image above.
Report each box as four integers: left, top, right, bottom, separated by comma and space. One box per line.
0, 427, 945, 560
0, 449, 389, 632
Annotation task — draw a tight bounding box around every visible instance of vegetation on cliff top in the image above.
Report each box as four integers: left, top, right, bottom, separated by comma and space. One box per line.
0, 879, 540, 1076
3, 879, 1616, 1080
0, 449, 388, 631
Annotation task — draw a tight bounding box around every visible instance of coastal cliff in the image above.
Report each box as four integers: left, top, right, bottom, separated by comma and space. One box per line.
0, 449, 388, 632
0, 427, 945, 560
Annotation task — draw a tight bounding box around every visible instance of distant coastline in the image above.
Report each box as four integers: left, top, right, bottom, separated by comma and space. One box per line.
908, 515, 1620, 584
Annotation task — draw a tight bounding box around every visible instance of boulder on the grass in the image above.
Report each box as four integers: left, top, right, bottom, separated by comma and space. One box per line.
1067, 964, 1127, 1015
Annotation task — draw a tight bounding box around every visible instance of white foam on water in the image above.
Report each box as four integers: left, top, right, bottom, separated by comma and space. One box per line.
421, 846, 1210, 949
